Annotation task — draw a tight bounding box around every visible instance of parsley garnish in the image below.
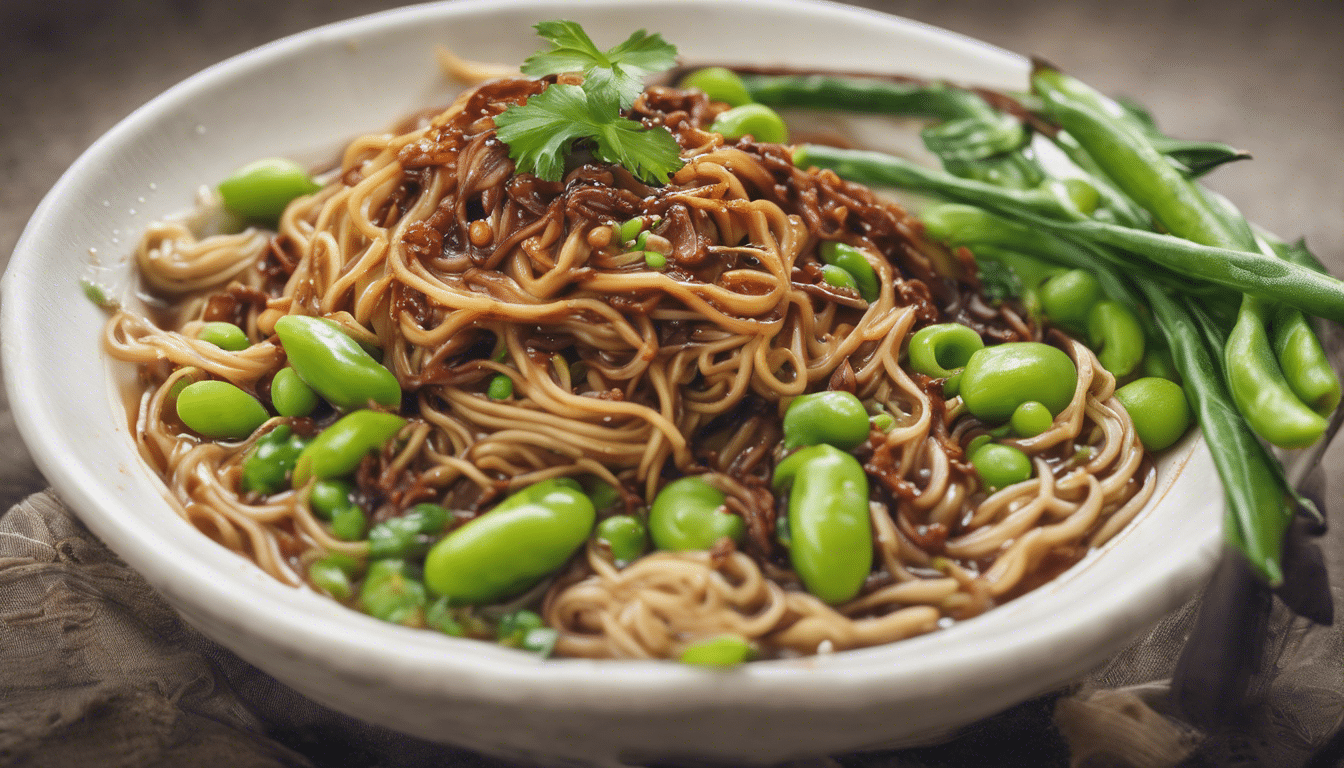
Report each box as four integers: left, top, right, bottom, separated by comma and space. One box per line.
494, 21, 684, 185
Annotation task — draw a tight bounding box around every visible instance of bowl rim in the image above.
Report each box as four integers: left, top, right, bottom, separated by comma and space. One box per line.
1, 0, 1221, 722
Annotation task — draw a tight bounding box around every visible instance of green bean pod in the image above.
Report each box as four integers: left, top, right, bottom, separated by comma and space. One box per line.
648, 476, 743, 551
1086, 300, 1146, 377
274, 315, 401, 411
781, 391, 870, 450
1271, 304, 1341, 416
423, 478, 595, 605
1225, 297, 1327, 449
772, 444, 872, 604
292, 410, 407, 486
175, 380, 269, 439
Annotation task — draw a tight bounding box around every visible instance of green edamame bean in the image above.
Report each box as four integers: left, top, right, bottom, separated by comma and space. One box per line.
487, 374, 513, 400
908, 323, 985, 379
368, 503, 450, 560
772, 444, 872, 604
1010, 401, 1053, 437
644, 251, 668, 271
965, 433, 993, 458
970, 443, 1033, 491
680, 67, 753, 107
176, 380, 269, 439
359, 559, 426, 626
782, 390, 870, 450
596, 515, 647, 565
820, 263, 859, 292
331, 504, 367, 541
1086, 300, 1145, 377
241, 425, 310, 494
1040, 269, 1102, 331
1114, 377, 1192, 452
819, 242, 880, 302
274, 315, 401, 411
959, 342, 1077, 422
308, 553, 360, 601
709, 104, 788, 143
218, 157, 321, 223
292, 410, 407, 486
680, 634, 755, 667
198, 321, 249, 351
309, 479, 354, 520
271, 367, 318, 417
423, 478, 595, 604
648, 476, 743, 552
617, 217, 644, 244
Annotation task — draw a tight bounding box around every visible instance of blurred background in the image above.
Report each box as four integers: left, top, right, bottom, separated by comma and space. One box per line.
1, 0, 1341, 765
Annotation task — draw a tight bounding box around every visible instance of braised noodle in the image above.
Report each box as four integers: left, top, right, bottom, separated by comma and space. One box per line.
103, 74, 1155, 660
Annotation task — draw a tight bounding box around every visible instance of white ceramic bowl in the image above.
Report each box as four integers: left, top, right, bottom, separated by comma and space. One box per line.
2, 1, 1222, 765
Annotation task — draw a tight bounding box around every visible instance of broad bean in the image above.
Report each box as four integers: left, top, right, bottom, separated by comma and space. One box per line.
782, 390, 869, 450
241, 425, 310, 494
1087, 300, 1145, 377
709, 104, 788, 144
423, 478, 595, 604
970, 443, 1033, 490
595, 515, 647, 565
959, 342, 1077, 422
292, 410, 407, 486
772, 444, 872, 605
1114, 377, 1192, 451
680, 634, 755, 667
274, 315, 401, 410
1040, 270, 1102, 331
648, 476, 742, 552
908, 323, 984, 379
368, 503, 450, 560
198, 321, 249, 351
680, 67, 753, 107
819, 242, 879, 302
270, 367, 318, 417
218, 158, 321, 223
176, 380, 269, 439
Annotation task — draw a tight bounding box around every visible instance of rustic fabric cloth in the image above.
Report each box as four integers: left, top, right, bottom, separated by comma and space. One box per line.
2, 490, 1343, 768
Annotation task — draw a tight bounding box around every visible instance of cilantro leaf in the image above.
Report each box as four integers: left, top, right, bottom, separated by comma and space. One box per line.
521, 20, 677, 108
494, 82, 684, 185
976, 259, 1023, 303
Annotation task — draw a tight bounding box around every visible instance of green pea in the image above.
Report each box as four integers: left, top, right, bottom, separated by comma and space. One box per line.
218, 157, 321, 223
648, 476, 742, 552
709, 104, 788, 144
1086, 300, 1145, 378
782, 390, 870, 451
679, 67, 753, 107
1114, 377, 1192, 452
309, 479, 354, 520
496, 609, 559, 657
584, 478, 622, 511
359, 559, 426, 626
198, 321, 249, 351
819, 242, 879, 302
1010, 401, 1053, 438
772, 444, 872, 604
367, 503, 450, 560
488, 374, 513, 400
271, 367, 319, 417
424, 478, 595, 605
908, 323, 985, 379
644, 251, 668, 271
292, 410, 407, 486
959, 342, 1077, 422
617, 217, 644, 244
274, 315, 401, 411
680, 634, 755, 667
308, 553, 360, 601
241, 425, 310, 494
1039, 269, 1102, 331
820, 263, 859, 292
175, 380, 269, 439
596, 515, 648, 565
970, 443, 1033, 491
331, 504, 367, 541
